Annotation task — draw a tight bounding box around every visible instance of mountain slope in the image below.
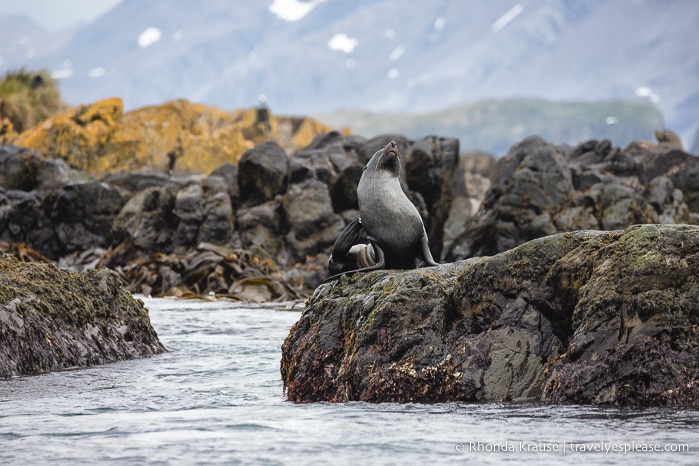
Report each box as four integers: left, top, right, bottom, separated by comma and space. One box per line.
1, 0, 697, 146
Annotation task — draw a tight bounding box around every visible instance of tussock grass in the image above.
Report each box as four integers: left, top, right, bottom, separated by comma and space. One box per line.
0, 68, 66, 134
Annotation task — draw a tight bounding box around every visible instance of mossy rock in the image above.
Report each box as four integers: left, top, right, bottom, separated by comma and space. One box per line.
0, 253, 166, 377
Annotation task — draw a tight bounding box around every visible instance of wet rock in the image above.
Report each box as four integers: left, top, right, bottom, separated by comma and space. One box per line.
0, 253, 165, 378
235, 200, 284, 262
329, 165, 363, 213
3, 130, 698, 302
441, 151, 495, 260
197, 176, 234, 245
281, 224, 699, 406
0, 189, 59, 258
450, 136, 575, 258
100, 172, 182, 194
209, 163, 239, 201
666, 152, 699, 215
109, 177, 235, 259
0, 148, 124, 260
290, 145, 338, 185
238, 141, 289, 206
173, 182, 204, 247
542, 225, 699, 405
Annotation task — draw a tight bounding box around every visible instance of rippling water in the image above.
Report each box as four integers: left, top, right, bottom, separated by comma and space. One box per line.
1, 297, 697, 465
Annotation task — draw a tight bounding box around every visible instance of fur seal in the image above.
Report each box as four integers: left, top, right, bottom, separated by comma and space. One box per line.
326, 141, 438, 279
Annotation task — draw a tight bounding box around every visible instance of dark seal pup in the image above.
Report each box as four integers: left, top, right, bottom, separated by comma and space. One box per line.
326, 140, 438, 280
327, 218, 376, 276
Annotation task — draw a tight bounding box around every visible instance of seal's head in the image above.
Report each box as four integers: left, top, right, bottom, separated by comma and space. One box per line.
366, 141, 400, 177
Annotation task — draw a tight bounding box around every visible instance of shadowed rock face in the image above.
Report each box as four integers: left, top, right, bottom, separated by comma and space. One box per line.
281, 224, 699, 406
0, 254, 166, 378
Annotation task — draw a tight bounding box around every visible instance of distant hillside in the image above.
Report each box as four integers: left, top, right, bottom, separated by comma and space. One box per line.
319, 98, 665, 155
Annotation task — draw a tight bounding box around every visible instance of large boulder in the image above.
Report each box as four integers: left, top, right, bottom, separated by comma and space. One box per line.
238, 141, 289, 206
112, 186, 178, 253
49, 182, 128, 254
0, 253, 165, 378
282, 224, 699, 406
235, 200, 285, 262
0, 146, 125, 260
171, 177, 235, 249
441, 151, 496, 259
195, 176, 234, 246
282, 179, 345, 262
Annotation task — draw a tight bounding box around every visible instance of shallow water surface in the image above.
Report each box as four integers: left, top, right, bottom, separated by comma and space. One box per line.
1, 297, 697, 465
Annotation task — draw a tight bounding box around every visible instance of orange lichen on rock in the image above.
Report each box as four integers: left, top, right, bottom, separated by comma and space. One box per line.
10, 97, 336, 177
13, 97, 123, 172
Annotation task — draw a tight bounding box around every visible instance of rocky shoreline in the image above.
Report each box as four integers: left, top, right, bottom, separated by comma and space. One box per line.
2, 98, 699, 401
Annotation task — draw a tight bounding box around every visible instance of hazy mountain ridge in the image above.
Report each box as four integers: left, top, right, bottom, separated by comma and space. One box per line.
320, 98, 665, 155
1, 0, 697, 149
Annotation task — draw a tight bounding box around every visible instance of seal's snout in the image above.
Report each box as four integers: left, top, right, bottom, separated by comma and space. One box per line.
384, 140, 398, 156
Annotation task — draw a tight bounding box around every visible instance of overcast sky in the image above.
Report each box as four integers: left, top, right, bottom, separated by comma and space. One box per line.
0, 0, 122, 31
